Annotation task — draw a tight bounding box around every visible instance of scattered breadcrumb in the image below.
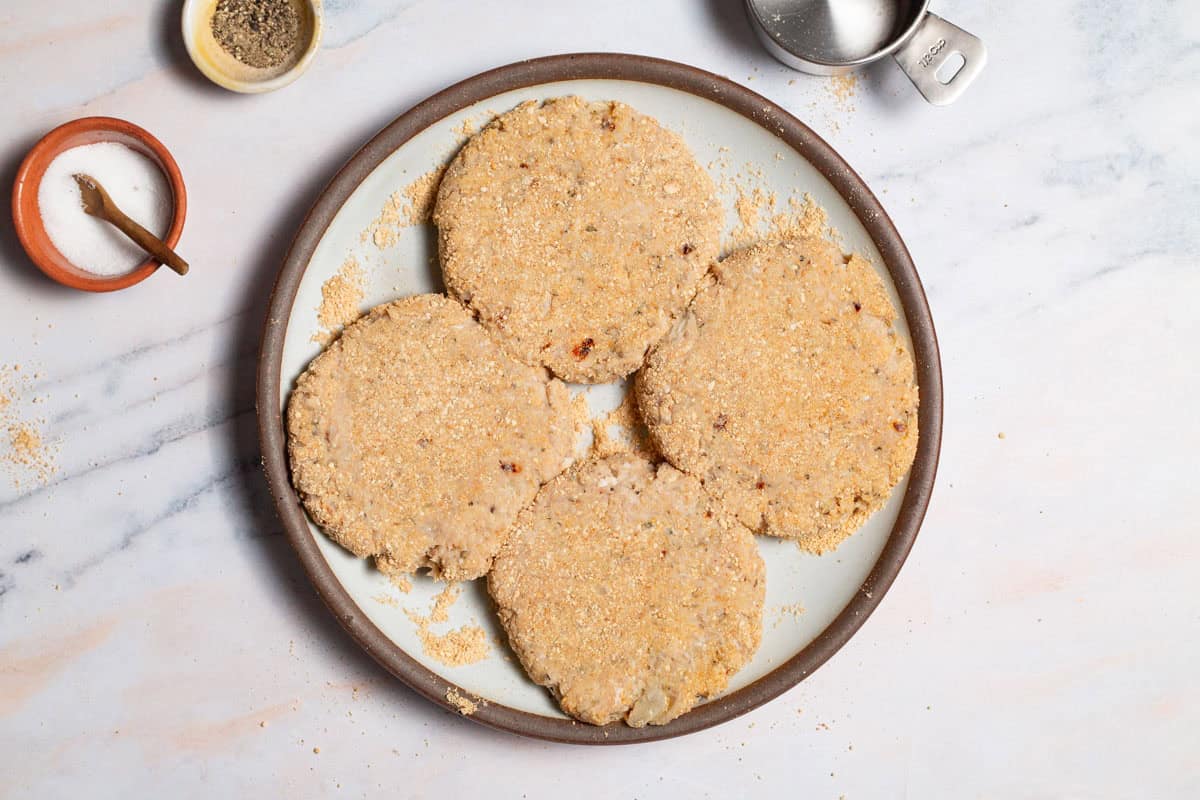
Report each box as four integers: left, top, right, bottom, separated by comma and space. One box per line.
429, 583, 460, 624
712, 152, 841, 255
313, 256, 364, 344
777, 194, 832, 241
410, 621, 490, 667
454, 117, 478, 139
772, 602, 806, 628
373, 556, 414, 592
589, 391, 655, 460
793, 73, 858, 133
369, 192, 404, 249
452, 110, 499, 146
0, 365, 58, 487
8, 425, 45, 467
445, 687, 480, 715
727, 183, 838, 254
570, 392, 593, 450
829, 73, 858, 109
363, 164, 449, 249
729, 185, 771, 252
401, 164, 447, 227
372, 592, 403, 608
404, 583, 490, 667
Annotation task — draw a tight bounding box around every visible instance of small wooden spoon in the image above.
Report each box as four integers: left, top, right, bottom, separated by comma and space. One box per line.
73, 173, 189, 276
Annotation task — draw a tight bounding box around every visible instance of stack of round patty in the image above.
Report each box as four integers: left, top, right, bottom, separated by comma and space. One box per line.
286, 97, 918, 728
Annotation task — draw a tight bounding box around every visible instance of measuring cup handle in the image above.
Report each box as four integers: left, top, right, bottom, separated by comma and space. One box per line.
893, 13, 987, 106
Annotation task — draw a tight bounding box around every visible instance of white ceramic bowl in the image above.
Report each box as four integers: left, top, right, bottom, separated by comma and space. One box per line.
181, 0, 323, 94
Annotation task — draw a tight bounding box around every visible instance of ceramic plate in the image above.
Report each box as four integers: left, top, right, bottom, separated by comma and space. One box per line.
258, 54, 942, 744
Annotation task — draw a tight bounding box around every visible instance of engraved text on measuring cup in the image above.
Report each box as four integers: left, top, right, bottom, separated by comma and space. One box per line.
918, 38, 947, 68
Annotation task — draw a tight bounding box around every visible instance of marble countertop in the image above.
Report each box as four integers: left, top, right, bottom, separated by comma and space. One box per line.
1, 1, 1196, 797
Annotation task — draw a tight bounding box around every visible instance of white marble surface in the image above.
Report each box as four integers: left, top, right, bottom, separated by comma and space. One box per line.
1, 1, 1196, 797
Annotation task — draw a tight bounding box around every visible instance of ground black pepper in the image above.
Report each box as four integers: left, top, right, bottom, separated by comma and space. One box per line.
211, 0, 301, 69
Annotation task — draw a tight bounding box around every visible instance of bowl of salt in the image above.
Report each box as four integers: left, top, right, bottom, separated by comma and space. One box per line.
12, 116, 187, 292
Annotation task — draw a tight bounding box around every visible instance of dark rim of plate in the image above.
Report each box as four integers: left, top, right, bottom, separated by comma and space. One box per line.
257, 52, 943, 745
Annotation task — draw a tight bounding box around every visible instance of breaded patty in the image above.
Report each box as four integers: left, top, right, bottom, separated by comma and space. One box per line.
286, 294, 578, 581
636, 238, 919, 553
434, 96, 722, 383
489, 453, 765, 727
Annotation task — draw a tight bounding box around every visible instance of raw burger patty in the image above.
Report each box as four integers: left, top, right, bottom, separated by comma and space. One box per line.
489, 453, 764, 727
286, 294, 578, 581
434, 96, 722, 384
636, 238, 919, 554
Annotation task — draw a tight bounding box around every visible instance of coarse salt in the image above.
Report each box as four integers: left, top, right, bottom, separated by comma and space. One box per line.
38, 142, 172, 276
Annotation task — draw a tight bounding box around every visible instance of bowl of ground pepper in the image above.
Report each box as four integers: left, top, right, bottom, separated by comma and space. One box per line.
183, 0, 322, 93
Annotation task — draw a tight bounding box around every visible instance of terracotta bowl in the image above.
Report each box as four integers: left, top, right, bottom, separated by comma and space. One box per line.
11, 116, 187, 292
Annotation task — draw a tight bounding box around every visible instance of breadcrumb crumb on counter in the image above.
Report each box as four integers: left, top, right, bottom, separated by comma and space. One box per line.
0, 365, 58, 487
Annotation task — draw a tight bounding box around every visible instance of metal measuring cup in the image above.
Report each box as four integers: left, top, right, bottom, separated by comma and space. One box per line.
744, 0, 987, 105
